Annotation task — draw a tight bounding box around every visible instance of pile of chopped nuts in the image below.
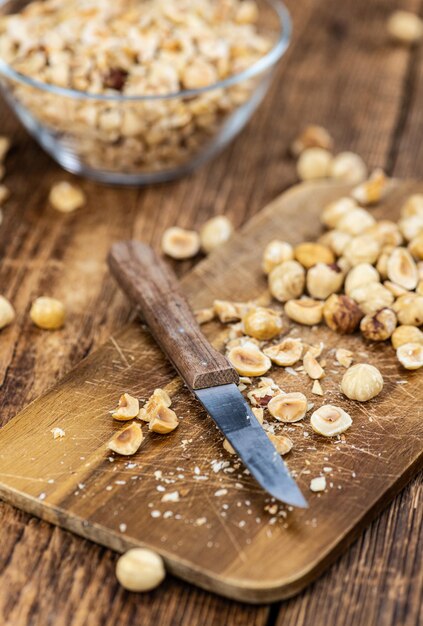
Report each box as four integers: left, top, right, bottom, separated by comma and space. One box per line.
0, 0, 272, 174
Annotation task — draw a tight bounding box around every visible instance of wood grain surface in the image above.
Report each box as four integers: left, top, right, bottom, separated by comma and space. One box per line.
0, 180, 421, 604
0, 0, 422, 623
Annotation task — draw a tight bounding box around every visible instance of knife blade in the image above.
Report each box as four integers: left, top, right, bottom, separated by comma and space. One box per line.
108, 240, 308, 508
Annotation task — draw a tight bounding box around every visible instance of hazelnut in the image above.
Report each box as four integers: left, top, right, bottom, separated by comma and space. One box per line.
398, 215, 423, 242
263, 338, 303, 366
252, 407, 264, 424
213, 300, 250, 323
262, 240, 294, 274
161, 227, 200, 259
351, 169, 391, 206
294, 242, 335, 268
269, 260, 305, 302
297, 147, 332, 181
343, 234, 381, 266
267, 432, 293, 456
116, 549, 165, 592
383, 280, 408, 298
337, 208, 376, 236
312, 380, 324, 396
242, 307, 284, 340
267, 392, 308, 422
328, 151, 367, 184
318, 230, 352, 257
108, 423, 144, 456
290, 125, 334, 157
200, 216, 233, 253
335, 348, 354, 368
49, 181, 86, 212
310, 404, 352, 436
30, 297, 65, 330
387, 10, 423, 45
408, 233, 423, 260
349, 283, 394, 315
365, 220, 403, 248
227, 342, 271, 377
235, 1, 260, 24
323, 294, 363, 334
303, 350, 324, 379
321, 197, 357, 229
396, 343, 423, 370
401, 194, 423, 218
393, 293, 423, 326
138, 389, 171, 422
360, 307, 397, 341
149, 405, 179, 434
0, 295, 15, 330
386, 248, 418, 290
284, 298, 324, 326
391, 325, 423, 349
247, 384, 281, 408
112, 393, 140, 421
341, 363, 384, 401
195, 307, 215, 325
306, 263, 344, 299
344, 263, 380, 296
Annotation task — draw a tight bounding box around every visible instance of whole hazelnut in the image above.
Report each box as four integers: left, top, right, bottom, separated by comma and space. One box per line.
323, 294, 363, 334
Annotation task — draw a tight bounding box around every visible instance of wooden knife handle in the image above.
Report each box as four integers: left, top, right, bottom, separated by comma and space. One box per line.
108, 241, 239, 390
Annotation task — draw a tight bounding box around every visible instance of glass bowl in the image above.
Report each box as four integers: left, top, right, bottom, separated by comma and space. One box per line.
0, 0, 291, 185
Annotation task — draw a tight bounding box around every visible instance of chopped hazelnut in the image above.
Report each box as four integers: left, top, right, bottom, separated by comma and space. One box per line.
200, 216, 233, 254
112, 393, 140, 421
335, 348, 354, 368
387, 11, 423, 45
108, 423, 144, 455
351, 169, 391, 206
290, 125, 334, 157
267, 432, 293, 456
49, 181, 86, 212
303, 350, 324, 379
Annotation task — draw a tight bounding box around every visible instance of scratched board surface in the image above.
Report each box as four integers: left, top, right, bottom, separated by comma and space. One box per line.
0, 181, 421, 603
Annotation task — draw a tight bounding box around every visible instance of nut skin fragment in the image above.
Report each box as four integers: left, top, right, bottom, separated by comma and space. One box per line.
242, 307, 284, 341
49, 181, 86, 212
323, 294, 363, 334
391, 325, 423, 349
310, 404, 352, 436
307, 263, 344, 300
267, 432, 293, 456
247, 385, 280, 408
267, 392, 308, 423
284, 299, 324, 326
341, 364, 384, 402
269, 260, 305, 303
0, 295, 15, 330
303, 351, 324, 380
387, 248, 418, 290
294, 242, 335, 269
360, 308, 397, 341
297, 148, 332, 181
262, 240, 294, 274
108, 423, 144, 456
290, 125, 334, 157
263, 338, 303, 366
30, 297, 65, 330
148, 405, 179, 434
116, 548, 165, 592
227, 342, 271, 377
200, 216, 233, 254
112, 393, 140, 421
161, 227, 200, 260
393, 293, 423, 326
396, 343, 423, 370
329, 151, 367, 184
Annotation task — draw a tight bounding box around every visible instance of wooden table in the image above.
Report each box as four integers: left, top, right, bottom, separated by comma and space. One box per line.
0, 0, 421, 624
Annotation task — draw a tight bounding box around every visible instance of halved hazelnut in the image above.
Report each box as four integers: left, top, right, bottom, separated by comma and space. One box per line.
267, 432, 293, 455
294, 242, 335, 269
149, 405, 179, 434
161, 227, 200, 259
323, 294, 363, 334
262, 240, 294, 274
263, 338, 303, 366
387, 247, 418, 290
310, 404, 352, 436
138, 389, 171, 422
242, 307, 284, 340
227, 342, 271, 377
284, 298, 323, 326
112, 393, 140, 421
360, 308, 397, 341
269, 260, 305, 302
391, 325, 423, 349
383, 280, 408, 297
303, 351, 324, 379
268, 392, 308, 422
396, 342, 423, 370
108, 423, 144, 456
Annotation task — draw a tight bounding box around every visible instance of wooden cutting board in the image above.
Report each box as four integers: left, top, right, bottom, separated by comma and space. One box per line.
0, 180, 421, 603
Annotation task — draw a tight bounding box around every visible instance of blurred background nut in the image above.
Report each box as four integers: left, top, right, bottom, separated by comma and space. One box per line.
400, 194, 423, 218
290, 125, 334, 157
213, 300, 250, 323
262, 240, 294, 274
365, 220, 403, 248
30, 296, 65, 330
268, 260, 305, 302
376, 249, 392, 279
284, 298, 323, 326
227, 342, 271, 376
328, 151, 367, 184
116, 548, 165, 592
0, 295, 15, 330
398, 215, 423, 241
323, 294, 363, 334
396, 343, 423, 370
267, 432, 293, 455
386, 247, 418, 290
393, 293, 423, 326
263, 338, 303, 366
268, 391, 308, 422
349, 283, 394, 315
200, 216, 233, 254
384, 280, 407, 297
341, 363, 384, 401
297, 147, 333, 181
49, 181, 86, 213
343, 234, 380, 266
108, 423, 144, 456
408, 233, 423, 260
344, 263, 380, 296
321, 197, 357, 230
336, 207, 375, 236
351, 169, 390, 206
318, 230, 352, 257
161, 227, 200, 260
310, 404, 352, 436
360, 308, 397, 341
387, 10, 423, 45
242, 307, 283, 340
306, 263, 344, 300
294, 242, 334, 268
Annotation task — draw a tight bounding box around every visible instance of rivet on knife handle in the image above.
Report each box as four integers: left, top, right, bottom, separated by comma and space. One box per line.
108, 241, 239, 390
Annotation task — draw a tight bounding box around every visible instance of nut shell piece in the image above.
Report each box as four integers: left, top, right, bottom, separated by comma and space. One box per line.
227, 342, 271, 377
341, 364, 384, 401
310, 404, 352, 436
200, 216, 233, 253
284, 298, 324, 326
396, 342, 423, 370
267, 432, 293, 455
242, 307, 284, 340
116, 548, 165, 592
360, 308, 397, 341
268, 392, 308, 423
263, 338, 303, 366
108, 423, 144, 456
112, 393, 140, 421
0, 295, 15, 330
323, 294, 363, 334
161, 227, 200, 259
269, 260, 305, 302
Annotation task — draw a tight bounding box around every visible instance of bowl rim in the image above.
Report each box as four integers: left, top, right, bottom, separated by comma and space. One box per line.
0, 0, 291, 102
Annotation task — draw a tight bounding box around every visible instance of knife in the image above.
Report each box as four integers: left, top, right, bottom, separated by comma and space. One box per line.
108, 241, 307, 508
